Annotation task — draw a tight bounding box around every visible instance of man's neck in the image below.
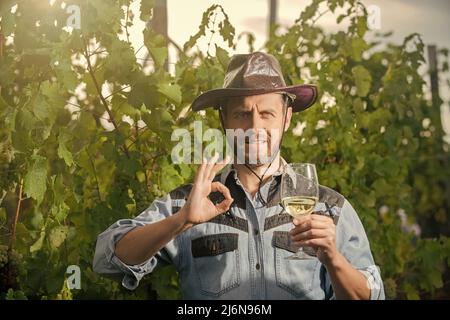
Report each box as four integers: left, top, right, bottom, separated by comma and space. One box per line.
233, 154, 282, 197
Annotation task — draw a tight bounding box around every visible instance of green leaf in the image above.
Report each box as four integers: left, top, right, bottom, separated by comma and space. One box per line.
148, 46, 168, 68
58, 131, 74, 167
215, 45, 230, 70
49, 225, 69, 249
157, 82, 182, 105
0, 11, 15, 36
30, 229, 46, 253
111, 95, 139, 118
140, 0, 155, 21
351, 37, 367, 61
0, 207, 6, 224
90, 1, 123, 29
119, 155, 141, 177
24, 155, 48, 205
337, 14, 346, 24
15, 106, 37, 131
218, 19, 235, 48
352, 65, 372, 97
299, 2, 318, 21
52, 55, 78, 91
149, 265, 181, 299
404, 283, 420, 300
32, 95, 52, 122
158, 157, 184, 192
30, 208, 44, 229
104, 38, 138, 80
0, 94, 11, 115
41, 81, 66, 111
136, 171, 146, 183
178, 163, 192, 180
51, 203, 70, 223
5, 289, 27, 300
356, 16, 368, 38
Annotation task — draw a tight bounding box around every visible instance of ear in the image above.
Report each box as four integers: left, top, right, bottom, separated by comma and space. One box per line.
283, 106, 293, 132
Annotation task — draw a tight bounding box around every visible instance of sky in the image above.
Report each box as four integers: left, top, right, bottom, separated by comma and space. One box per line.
112, 0, 450, 140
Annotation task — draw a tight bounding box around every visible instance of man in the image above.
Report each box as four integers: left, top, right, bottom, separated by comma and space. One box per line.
93, 52, 384, 300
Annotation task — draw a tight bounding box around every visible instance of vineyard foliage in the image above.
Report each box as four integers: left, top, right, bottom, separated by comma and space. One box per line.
0, 0, 449, 299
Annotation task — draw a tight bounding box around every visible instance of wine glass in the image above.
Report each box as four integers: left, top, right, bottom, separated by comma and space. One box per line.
280, 163, 319, 260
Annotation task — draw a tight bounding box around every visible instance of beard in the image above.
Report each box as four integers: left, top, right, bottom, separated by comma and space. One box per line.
227, 128, 281, 166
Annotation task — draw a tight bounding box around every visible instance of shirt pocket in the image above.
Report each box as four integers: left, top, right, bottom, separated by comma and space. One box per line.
272, 231, 320, 298
191, 233, 240, 297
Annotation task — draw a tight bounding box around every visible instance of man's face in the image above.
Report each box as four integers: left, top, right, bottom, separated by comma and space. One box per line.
221, 92, 293, 166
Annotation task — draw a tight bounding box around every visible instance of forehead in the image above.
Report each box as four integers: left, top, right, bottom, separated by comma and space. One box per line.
225, 93, 284, 111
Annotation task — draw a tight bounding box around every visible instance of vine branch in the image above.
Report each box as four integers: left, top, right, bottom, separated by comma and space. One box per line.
9, 178, 23, 251
81, 36, 130, 158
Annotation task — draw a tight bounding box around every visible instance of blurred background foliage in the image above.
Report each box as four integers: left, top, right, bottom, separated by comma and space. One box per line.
0, 0, 449, 299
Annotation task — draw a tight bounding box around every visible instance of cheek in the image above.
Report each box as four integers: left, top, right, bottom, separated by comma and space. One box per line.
265, 129, 282, 146
266, 117, 285, 133
221, 117, 234, 130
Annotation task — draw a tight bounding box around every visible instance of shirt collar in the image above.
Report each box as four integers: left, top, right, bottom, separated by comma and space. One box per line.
219, 156, 295, 184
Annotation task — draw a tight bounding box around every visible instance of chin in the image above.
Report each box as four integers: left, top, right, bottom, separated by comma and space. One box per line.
243, 154, 273, 166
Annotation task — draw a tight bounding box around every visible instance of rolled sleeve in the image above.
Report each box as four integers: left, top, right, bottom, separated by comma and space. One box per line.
359, 265, 385, 300
329, 199, 385, 300
92, 194, 182, 290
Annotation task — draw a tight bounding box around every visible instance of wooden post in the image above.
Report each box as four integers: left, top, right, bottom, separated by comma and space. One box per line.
427, 45, 440, 106
0, 32, 3, 95
151, 0, 168, 40
427, 44, 450, 225
149, 0, 168, 71
269, 0, 277, 37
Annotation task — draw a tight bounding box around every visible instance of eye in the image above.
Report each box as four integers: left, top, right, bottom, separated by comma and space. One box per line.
260, 112, 274, 119
235, 112, 250, 119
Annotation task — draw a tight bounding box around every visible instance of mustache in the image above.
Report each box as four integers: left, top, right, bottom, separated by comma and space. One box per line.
245, 138, 268, 144
243, 130, 272, 144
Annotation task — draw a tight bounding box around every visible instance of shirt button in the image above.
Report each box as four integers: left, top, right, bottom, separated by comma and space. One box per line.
254, 229, 259, 236
256, 263, 260, 270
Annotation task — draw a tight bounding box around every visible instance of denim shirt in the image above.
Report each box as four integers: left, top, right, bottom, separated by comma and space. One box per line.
93, 159, 385, 300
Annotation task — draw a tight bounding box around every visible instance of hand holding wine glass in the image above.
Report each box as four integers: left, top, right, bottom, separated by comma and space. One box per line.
282, 163, 338, 264
281, 163, 319, 259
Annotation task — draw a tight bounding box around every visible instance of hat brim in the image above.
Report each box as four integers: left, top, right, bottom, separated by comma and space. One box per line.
191, 84, 318, 113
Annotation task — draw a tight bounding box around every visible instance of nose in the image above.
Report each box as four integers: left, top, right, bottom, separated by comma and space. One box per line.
249, 109, 263, 130
246, 110, 268, 142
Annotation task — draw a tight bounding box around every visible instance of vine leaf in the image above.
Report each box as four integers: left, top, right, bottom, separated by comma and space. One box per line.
24, 155, 47, 206
352, 65, 372, 97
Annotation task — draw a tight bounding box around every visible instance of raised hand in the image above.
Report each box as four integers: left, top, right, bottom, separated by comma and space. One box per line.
179, 153, 234, 227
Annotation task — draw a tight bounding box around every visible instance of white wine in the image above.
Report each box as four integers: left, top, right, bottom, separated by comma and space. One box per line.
281, 196, 318, 218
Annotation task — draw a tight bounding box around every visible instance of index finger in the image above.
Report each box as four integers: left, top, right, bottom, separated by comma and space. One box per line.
292, 214, 312, 226
310, 213, 335, 223
194, 157, 208, 183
